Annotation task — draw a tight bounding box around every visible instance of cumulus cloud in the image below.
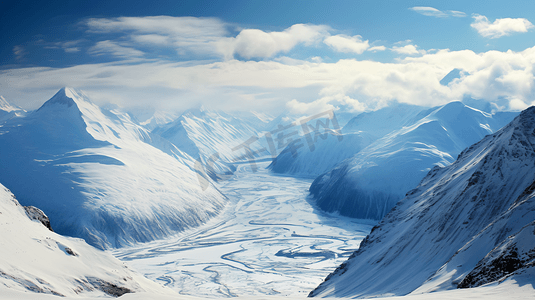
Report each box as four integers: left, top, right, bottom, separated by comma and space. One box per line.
471, 14, 534, 38
324, 34, 369, 54
88, 40, 145, 58
409, 7, 466, 18
219, 24, 329, 59
391, 44, 425, 55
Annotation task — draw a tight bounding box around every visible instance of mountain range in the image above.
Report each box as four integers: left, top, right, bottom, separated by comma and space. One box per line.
308, 101, 517, 220
0, 88, 226, 249
310, 106, 535, 298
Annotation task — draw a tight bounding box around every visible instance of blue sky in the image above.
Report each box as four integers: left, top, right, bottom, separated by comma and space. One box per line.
2, 0, 535, 114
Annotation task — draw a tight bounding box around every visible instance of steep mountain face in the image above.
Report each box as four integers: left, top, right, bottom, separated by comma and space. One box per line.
0, 88, 226, 249
309, 101, 517, 220
152, 107, 267, 179
0, 183, 173, 297
309, 106, 535, 298
268, 103, 426, 177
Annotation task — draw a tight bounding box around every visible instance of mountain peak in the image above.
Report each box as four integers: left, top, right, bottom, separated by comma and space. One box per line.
37, 87, 90, 111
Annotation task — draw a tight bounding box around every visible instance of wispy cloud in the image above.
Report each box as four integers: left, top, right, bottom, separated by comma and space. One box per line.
86, 16, 229, 57
324, 34, 369, 54
39, 39, 84, 53
471, 14, 534, 38
13, 45, 27, 61
88, 40, 145, 58
85, 16, 331, 60
368, 45, 386, 52
409, 7, 466, 18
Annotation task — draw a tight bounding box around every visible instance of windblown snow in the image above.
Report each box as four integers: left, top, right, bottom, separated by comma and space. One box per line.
0, 88, 226, 249
309, 106, 535, 298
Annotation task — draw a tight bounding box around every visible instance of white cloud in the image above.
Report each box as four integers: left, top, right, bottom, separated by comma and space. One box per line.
86, 16, 228, 56
324, 34, 369, 54
391, 44, 425, 55
131, 34, 170, 45
4, 46, 535, 113
368, 45, 386, 52
219, 24, 329, 59
13, 45, 27, 60
88, 40, 145, 58
509, 98, 528, 110
85, 17, 332, 60
64, 47, 80, 53
471, 14, 534, 38
449, 10, 467, 18
409, 7, 466, 18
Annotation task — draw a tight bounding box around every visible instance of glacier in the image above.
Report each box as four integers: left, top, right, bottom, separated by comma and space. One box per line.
0, 88, 227, 249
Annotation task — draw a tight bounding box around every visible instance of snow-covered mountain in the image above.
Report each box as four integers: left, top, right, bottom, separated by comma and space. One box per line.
268, 103, 427, 177
229, 110, 274, 132
139, 110, 178, 131
152, 107, 268, 179
0, 88, 226, 249
309, 101, 517, 220
309, 106, 535, 298
268, 131, 374, 177
0, 95, 26, 123
0, 183, 174, 297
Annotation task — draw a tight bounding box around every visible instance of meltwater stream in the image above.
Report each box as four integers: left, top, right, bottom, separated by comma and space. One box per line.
113, 161, 374, 298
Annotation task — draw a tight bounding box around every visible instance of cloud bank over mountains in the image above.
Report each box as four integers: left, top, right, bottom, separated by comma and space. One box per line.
3, 11, 535, 115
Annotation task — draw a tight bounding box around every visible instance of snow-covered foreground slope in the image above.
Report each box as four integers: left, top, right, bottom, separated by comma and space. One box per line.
309, 101, 517, 220
0, 183, 174, 298
0, 88, 226, 249
309, 106, 535, 298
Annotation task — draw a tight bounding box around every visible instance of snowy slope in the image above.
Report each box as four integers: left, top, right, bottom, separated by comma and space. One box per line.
267, 131, 374, 177
0, 95, 26, 123
343, 102, 428, 137
309, 106, 535, 298
0, 88, 226, 249
268, 103, 427, 177
0, 183, 174, 297
139, 111, 178, 131
309, 101, 517, 220
229, 110, 274, 132
152, 107, 267, 179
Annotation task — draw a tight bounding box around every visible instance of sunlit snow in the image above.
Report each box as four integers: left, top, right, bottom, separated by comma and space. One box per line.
113, 160, 374, 298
